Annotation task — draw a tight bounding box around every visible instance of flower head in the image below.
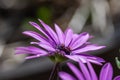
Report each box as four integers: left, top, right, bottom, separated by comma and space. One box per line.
59, 61, 120, 80
16, 19, 105, 64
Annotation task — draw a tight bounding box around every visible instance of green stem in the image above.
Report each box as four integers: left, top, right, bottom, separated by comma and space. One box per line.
49, 62, 60, 80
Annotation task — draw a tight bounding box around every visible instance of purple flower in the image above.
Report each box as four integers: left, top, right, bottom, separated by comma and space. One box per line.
16, 19, 105, 64
59, 61, 120, 80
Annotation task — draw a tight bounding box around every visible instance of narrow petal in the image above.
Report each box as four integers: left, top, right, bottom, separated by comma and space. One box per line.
67, 62, 85, 80
70, 32, 89, 50
70, 34, 92, 47
65, 55, 87, 63
99, 63, 113, 80
64, 27, 71, 35
71, 34, 79, 42
69, 34, 79, 47
59, 72, 76, 80
114, 76, 120, 80
65, 28, 73, 47
15, 46, 48, 55
72, 45, 105, 54
29, 21, 46, 35
25, 54, 45, 59
38, 19, 59, 44
30, 41, 52, 48
78, 54, 105, 65
55, 24, 65, 44
87, 57, 104, 65
38, 43, 55, 51
23, 31, 55, 47
23, 31, 47, 43
65, 54, 104, 65
82, 54, 105, 62
78, 60, 91, 80
87, 61, 98, 80
29, 21, 54, 44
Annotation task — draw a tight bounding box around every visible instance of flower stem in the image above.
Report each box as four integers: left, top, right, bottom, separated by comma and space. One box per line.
49, 62, 60, 80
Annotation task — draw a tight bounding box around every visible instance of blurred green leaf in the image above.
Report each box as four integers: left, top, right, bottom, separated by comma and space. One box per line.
115, 57, 120, 69
36, 6, 52, 24
22, 18, 38, 31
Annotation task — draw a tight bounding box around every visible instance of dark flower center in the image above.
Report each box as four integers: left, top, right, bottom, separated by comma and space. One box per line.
57, 44, 71, 55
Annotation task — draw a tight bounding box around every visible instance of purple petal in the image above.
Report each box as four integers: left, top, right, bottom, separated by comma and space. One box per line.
64, 27, 71, 35
59, 72, 76, 80
79, 54, 105, 65
78, 60, 91, 80
15, 46, 48, 55
69, 34, 79, 47
71, 34, 79, 43
29, 21, 55, 45
86, 57, 104, 65
81, 54, 105, 64
29, 21, 46, 35
99, 63, 113, 80
87, 61, 98, 80
72, 44, 105, 54
38, 43, 55, 51
30, 41, 52, 48
114, 76, 120, 80
65, 54, 104, 65
67, 62, 85, 80
23, 31, 47, 43
38, 19, 59, 44
65, 28, 73, 47
65, 55, 87, 63
70, 32, 89, 50
55, 24, 65, 44
25, 54, 45, 59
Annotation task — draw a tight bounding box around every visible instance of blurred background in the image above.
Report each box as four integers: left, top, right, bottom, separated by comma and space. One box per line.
0, 0, 120, 80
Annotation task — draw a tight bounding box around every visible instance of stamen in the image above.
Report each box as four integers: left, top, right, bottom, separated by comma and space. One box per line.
57, 45, 71, 55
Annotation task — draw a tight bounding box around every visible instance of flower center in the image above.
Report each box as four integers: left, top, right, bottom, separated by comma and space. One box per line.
57, 44, 71, 55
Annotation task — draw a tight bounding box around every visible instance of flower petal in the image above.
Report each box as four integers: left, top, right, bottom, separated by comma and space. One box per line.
23, 31, 55, 47
78, 60, 91, 80
55, 24, 65, 44
38, 43, 55, 51
59, 72, 76, 80
38, 19, 59, 44
15, 46, 47, 55
29, 21, 46, 35
65, 55, 87, 63
30, 41, 52, 48
114, 76, 120, 80
65, 54, 104, 65
65, 28, 73, 47
87, 57, 104, 65
70, 32, 89, 50
29, 21, 54, 44
71, 34, 79, 42
72, 44, 105, 54
99, 63, 113, 80
67, 62, 85, 80
23, 31, 47, 43
87, 61, 98, 80
25, 54, 45, 59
